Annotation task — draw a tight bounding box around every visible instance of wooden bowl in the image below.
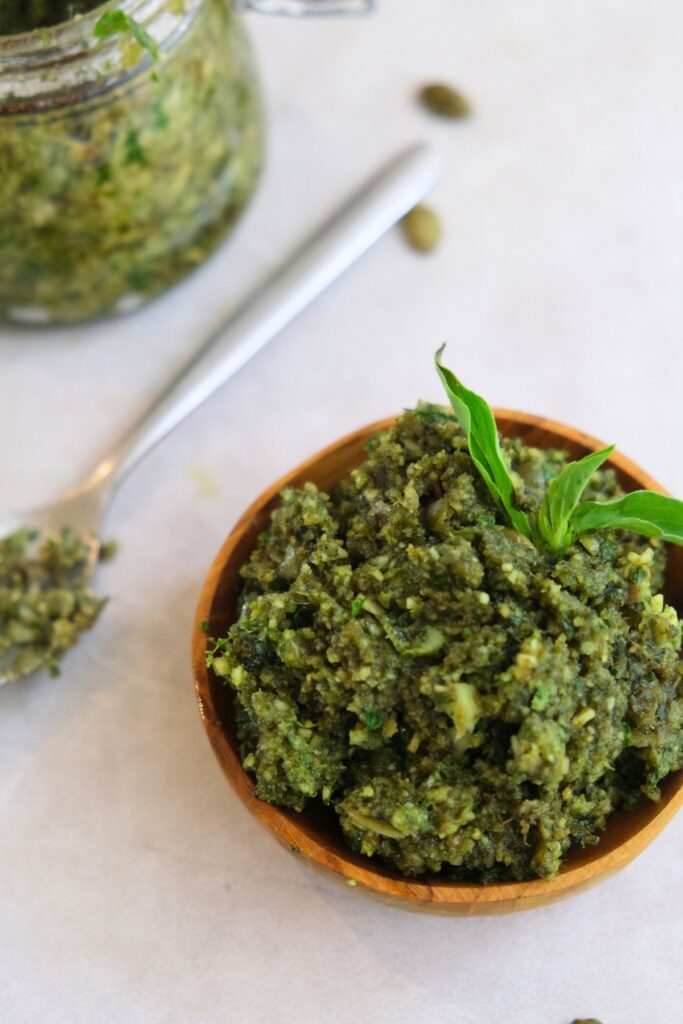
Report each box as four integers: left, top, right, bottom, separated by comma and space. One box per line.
193, 411, 683, 915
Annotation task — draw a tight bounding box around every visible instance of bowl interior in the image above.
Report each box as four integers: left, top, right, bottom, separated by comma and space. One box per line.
194, 412, 683, 912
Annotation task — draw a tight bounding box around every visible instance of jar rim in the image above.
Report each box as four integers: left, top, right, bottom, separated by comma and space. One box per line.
0, 0, 149, 52
0, 0, 199, 114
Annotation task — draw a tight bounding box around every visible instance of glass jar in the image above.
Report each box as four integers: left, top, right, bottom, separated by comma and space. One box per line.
0, 0, 370, 324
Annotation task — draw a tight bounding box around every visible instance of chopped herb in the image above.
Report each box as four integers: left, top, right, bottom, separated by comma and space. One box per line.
94, 9, 160, 62
531, 684, 551, 712
364, 709, 382, 730
95, 164, 112, 188
351, 596, 365, 617
93, 9, 128, 38
150, 102, 169, 131
124, 129, 148, 167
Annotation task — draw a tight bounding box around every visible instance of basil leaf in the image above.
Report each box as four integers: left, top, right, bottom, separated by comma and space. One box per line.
431, 351, 683, 553
536, 445, 615, 550
94, 10, 160, 61
434, 347, 532, 540
569, 491, 683, 545
93, 10, 128, 37
126, 16, 160, 60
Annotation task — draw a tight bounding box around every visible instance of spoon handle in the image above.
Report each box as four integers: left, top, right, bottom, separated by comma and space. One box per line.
92, 143, 440, 494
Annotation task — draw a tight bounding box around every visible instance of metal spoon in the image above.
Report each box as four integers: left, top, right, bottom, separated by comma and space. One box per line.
0, 142, 440, 683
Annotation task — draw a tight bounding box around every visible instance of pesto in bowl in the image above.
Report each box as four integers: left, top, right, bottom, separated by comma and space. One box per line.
207, 408, 683, 883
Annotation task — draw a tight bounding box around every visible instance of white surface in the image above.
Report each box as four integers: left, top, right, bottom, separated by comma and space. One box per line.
1, 2, 682, 1021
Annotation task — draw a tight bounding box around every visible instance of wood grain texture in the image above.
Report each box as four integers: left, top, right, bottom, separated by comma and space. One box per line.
192, 412, 683, 915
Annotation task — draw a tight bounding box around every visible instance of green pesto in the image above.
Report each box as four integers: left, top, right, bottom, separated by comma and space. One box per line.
0, 0, 262, 322
0, 528, 107, 679
209, 408, 683, 882
0, 1, 101, 35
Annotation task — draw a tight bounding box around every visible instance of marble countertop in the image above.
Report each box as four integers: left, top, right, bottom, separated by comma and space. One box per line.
2, 2, 682, 1021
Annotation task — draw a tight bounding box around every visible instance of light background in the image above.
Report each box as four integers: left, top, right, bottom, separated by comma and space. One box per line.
1, 1, 682, 1021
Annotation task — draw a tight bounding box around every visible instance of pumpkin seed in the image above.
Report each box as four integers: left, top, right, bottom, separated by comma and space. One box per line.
401, 204, 442, 253
419, 82, 471, 119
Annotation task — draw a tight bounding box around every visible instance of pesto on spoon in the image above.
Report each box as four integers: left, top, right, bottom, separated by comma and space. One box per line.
0, 528, 108, 680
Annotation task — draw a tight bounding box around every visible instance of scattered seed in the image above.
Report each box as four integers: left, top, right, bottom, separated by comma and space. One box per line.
419, 82, 471, 120
99, 538, 119, 562
401, 204, 442, 254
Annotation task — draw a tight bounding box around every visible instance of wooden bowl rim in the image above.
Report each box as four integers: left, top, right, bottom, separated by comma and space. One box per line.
192, 409, 683, 912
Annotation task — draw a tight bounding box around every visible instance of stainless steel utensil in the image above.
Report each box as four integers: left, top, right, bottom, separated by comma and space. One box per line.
0, 142, 440, 682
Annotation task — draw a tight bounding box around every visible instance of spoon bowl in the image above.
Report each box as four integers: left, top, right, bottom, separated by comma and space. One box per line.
193, 411, 683, 914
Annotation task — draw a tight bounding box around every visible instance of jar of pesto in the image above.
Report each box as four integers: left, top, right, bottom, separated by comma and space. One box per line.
0, 0, 369, 323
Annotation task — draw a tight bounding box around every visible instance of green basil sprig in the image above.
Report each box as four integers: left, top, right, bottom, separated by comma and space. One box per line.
535, 445, 614, 550
434, 348, 683, 554
569, 492, 683, 546
435, 347, 532, 540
